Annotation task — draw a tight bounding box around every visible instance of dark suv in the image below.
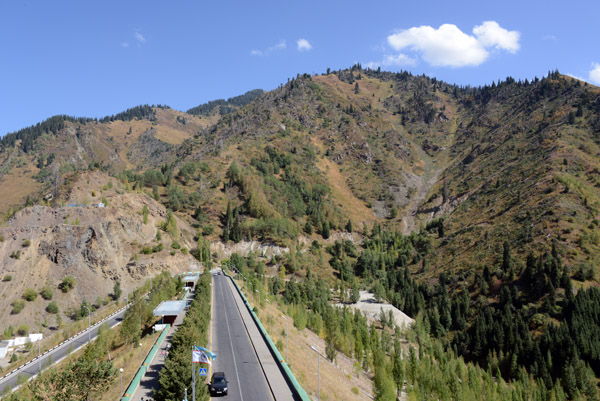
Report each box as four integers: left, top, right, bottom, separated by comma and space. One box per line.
210, 372, 228, 396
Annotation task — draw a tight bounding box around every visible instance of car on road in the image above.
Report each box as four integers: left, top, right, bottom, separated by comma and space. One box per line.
210, 372, 228, 396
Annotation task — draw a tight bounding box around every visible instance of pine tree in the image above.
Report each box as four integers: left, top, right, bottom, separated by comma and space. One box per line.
322, 221, 330, 239
346, 219, 353, 233
391, 342, 404, 398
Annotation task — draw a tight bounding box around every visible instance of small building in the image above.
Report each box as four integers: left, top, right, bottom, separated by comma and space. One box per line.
182, 274, 199, 289
0, 334, 43, 359
153, 300, 186, 325
0, 341, 9, 359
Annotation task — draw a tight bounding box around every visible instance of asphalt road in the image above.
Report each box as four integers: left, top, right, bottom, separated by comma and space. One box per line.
210, 273, 273, 401
0, 307, 126, 396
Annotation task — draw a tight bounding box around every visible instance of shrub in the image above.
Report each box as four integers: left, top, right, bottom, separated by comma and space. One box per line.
181, 247, 188, 255
141, 247, 152, 254
152, 243, 164, 253
171, 241, 181, 249
46, 301, 59, 314
4, 325, 14, 338
2, 275, 12, 282
10, 354, 17, 363
0, 233, 4, 242
23, 288, 37, 302
11, 300, 25, 314
202, 225, 214, 236
142, 205, 149, 224
17, 324, 29, 336
59, 276, 76, 293
10, 250, 21, 259
40, 286, 53, 300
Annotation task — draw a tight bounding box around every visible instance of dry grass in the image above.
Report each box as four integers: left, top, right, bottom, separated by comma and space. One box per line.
316, 157, 379, 226
239, 281, 374, 401
7, 320, 160, 401
0, 167, 42, 216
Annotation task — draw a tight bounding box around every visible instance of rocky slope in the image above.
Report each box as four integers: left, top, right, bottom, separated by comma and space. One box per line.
0, 171, 198, 330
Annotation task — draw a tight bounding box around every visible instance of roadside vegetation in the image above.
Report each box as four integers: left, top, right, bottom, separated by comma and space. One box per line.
155, 271, 211, 401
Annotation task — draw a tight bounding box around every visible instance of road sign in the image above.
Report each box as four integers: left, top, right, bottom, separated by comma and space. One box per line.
199, 367, 208, 376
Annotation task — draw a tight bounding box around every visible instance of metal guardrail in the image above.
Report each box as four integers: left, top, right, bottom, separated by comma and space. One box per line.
0, 305, 128, 382
224, 271, 311, 401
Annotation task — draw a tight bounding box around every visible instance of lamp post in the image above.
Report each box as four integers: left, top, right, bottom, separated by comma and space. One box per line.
139, 343, 143, 366
310, 346, 323, 401
281, 315, 288, 362
119, 367, 123, 397
38, 338, 41, 372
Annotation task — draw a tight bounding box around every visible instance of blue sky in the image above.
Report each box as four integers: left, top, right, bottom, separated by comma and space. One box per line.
1, 0, 599, 136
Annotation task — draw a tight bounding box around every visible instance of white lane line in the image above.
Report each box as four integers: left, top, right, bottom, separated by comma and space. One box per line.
219, 277, 244, 401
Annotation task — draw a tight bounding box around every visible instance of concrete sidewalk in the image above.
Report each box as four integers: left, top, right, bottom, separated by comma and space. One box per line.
224, 277, 297, 401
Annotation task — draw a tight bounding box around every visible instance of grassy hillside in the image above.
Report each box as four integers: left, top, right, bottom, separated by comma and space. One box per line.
1, 67, 600, 396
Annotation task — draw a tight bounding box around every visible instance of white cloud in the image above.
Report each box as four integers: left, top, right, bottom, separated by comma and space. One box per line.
366, 53, 417, 69
297, 38, 312, 52
251, 40, 286, 56
386, 21, 520, 68
134, 32, 146, 44
590, 63, 600, 85
473, 21, 520, 53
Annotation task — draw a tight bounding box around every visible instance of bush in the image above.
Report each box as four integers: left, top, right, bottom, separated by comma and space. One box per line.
141, 247, 152, 255
59, 276, 76, 293
23, 288, 38, 302
11, 300, 25, 314
10, 250, 21, 259
46, 301, 59, 314
181, 247, 188, 255
171, 241, 181, 249
152, 243, 164, 253
40, 286, 53, 300
17, 324, 29, 336
22, 239, 31, 247
202, 225, 214, 236
2, 275, 12, 282
10, 354, 17, 363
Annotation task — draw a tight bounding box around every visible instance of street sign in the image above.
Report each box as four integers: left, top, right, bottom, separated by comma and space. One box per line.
199, 367, 208, 376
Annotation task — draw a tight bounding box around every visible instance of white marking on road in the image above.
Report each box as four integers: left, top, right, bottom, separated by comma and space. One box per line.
219, 277, 244, 401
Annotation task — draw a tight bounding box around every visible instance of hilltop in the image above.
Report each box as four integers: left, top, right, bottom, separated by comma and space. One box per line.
1, 67, 600, 394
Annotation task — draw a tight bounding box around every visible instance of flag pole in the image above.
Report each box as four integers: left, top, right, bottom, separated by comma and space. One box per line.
192, 343, 196, 401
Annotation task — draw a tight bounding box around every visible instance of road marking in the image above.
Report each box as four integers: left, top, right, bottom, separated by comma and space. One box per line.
220, 277, 244, 401
224, 276, 276, 401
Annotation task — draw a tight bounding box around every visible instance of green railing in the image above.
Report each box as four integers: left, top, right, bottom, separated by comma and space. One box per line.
121, 324, 170, 400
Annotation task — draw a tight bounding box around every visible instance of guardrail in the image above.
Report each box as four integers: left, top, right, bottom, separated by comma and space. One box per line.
224, 271, 311, 401
120, 324, 171, 401
0, 304, 130, 399
0, 304, 128, 383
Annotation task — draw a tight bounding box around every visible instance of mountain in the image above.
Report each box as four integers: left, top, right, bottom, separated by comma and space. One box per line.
1, 66, 600, 394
